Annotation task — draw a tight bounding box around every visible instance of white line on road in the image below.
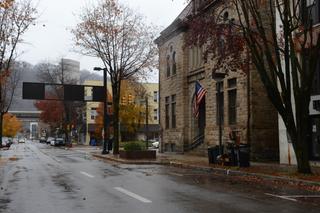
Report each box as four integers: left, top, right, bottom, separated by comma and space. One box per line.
285, 195, 320, 198
80, 171, 95, 178
265, 193, 297, 202
114, 187, 152, 203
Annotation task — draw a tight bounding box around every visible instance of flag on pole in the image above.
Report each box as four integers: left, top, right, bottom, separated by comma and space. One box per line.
193, 81, 207, 118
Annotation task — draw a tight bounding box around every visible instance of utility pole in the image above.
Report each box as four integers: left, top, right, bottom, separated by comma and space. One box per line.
94, 67, 109, 154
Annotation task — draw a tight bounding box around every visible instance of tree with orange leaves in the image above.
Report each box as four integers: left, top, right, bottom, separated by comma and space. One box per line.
34, 93, 65, 129
2, 113, 21, 137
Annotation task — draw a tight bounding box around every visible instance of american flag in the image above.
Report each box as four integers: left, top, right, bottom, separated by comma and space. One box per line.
193, 81, 207, 118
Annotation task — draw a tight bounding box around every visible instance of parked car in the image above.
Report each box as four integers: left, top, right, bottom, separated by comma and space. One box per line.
52, 138, 65, 146
18, 137, 26, 143
150, 139, 159, 149
1, 137, 12, 149
39, 137, 46, 143
46, 137, 54, 145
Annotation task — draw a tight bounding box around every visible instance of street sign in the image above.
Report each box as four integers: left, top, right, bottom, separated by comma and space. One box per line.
64, 85, 84, 101
23, 82, 45, 100
92, 86, 105, 102
22, 82, 104, 102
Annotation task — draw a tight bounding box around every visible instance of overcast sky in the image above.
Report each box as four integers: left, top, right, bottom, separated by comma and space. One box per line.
19, 0, 186, 79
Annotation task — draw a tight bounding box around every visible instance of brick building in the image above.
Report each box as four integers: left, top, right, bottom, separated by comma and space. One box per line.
155, 0, 279, 160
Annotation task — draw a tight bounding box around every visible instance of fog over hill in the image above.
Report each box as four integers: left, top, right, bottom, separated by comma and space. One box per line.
9, 61, 103, 112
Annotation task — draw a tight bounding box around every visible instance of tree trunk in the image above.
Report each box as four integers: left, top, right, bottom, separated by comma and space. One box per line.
292, 132, 311, 173
288, 106, 312, 174
295, 144, 311, 173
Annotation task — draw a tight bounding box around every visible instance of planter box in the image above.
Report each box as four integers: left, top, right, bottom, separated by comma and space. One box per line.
119, 150, 156, 160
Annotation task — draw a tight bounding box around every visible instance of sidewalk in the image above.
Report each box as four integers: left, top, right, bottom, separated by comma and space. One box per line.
71, 145, 320, 191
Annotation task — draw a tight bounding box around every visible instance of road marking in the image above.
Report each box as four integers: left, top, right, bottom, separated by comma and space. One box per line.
80, 171, 95, 178
114, 187, 152, 203
285, 195, 320, 198
265, 193, 297, 202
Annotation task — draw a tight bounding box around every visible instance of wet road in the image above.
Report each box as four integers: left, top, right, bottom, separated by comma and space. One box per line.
0, 141, 319, 213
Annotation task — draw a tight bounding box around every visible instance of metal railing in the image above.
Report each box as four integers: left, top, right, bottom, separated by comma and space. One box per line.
185, 134, 205, 151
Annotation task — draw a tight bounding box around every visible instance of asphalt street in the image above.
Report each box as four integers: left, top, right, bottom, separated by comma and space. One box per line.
0, 141, 319, 213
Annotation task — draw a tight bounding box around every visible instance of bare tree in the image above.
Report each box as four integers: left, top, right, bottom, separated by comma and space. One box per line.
72, 0, 157, 154
0, 0, 37, 145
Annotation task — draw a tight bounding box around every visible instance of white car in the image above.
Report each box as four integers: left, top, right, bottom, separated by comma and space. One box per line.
46, 137, 54, 145
18, 138, 26, 143
50, 139, 55, 146
152, 141, 159, 149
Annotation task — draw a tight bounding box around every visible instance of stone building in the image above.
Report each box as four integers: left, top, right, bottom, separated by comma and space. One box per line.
155, 0, 279, 160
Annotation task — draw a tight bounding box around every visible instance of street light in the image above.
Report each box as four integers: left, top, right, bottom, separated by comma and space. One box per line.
93, 67, 109, 154
212, 71, 227, 155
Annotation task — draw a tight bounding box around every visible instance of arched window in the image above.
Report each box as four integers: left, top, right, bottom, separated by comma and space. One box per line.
166, 55, 170, 77
172, 51, 176, 75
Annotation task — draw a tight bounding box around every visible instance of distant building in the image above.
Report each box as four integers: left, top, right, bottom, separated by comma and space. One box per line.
61, 58, 81, 84
84, 80, 160, 144
84, 80, 112, 145
135, 83, 160, 141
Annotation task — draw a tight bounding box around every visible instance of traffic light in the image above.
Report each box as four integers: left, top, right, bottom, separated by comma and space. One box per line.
128, 94, 133, 104
121, 96, 127, 105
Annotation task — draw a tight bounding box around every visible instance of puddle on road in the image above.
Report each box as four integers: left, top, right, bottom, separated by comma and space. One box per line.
0, 198, 11, 210
9, 157, 20, 161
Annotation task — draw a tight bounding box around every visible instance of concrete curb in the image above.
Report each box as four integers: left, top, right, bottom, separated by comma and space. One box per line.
91, 152, 320, 189
91, 153, 169, 165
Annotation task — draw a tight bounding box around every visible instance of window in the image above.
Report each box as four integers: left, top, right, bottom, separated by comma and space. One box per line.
165, 96, 170, 129
306, 0, 320, 24
171, 95, 176, 128
189, 46, 203, 70
307, 0, 315, 6
228, 78, 237, 124
166, 55, 170, 77
228, 78, 237, 88
154, 109, 158, 121
216, 82, 224, 125
172, 52, 176, 75
218, 37, 225, 57
153, 91, 158, 102
90, 107, 97, 120
312, 60, 320, 95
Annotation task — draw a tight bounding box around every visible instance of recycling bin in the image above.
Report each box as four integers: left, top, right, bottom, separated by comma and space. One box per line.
238, 144, 250, 167
208, 145, 223, 164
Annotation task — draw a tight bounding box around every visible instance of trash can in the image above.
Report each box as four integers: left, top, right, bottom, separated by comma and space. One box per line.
226, 143, 238, 166
238, 144, 250, 167
208, 146, 222, 164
